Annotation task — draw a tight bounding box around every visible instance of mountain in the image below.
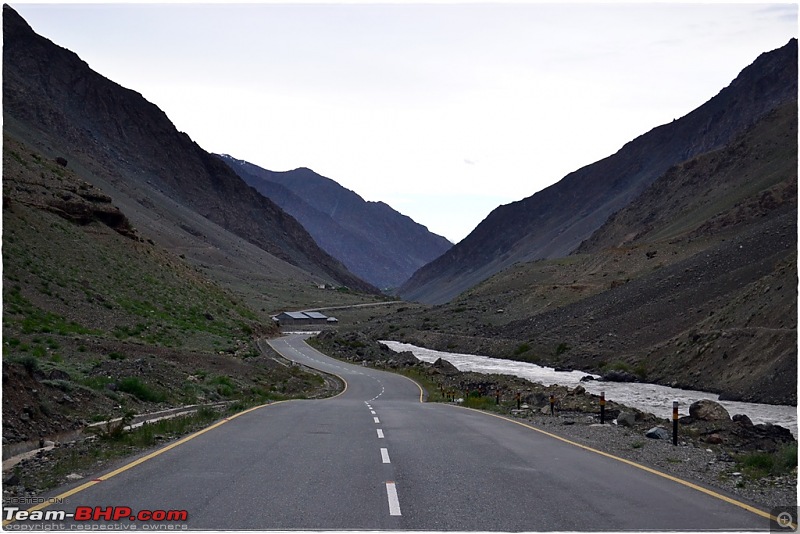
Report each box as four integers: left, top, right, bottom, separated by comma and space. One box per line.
575, 102, 798, 255
2, 4, 387, 455
2, 133, 314, 443
367, 98, 797, 404
218, 157, 452, 290
399, 39, 798, 304
2, 5, 378, 300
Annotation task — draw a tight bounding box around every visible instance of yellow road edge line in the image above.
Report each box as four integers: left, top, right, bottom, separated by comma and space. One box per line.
330, 373, 348, 398
2, 401, 287, 526
393, 373, 425, 403
453, 405, 780, 523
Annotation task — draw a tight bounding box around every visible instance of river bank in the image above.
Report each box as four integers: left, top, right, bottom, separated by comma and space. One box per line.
382, 340, 798, 437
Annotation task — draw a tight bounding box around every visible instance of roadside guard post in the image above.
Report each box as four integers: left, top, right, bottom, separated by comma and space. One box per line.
672, 401, 679, 446
600, 392, 606, 424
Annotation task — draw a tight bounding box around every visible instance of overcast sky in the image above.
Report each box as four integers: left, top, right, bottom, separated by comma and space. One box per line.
11, 2, 798, 242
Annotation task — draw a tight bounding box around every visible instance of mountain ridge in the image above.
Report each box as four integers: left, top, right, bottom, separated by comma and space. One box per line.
219, 156, 452, 289
2, 4, 378, 297
399, 38, 798, 304
366, 98, 796, 404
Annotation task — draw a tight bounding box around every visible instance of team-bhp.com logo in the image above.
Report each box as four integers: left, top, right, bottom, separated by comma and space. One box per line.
4, 506, 188, 530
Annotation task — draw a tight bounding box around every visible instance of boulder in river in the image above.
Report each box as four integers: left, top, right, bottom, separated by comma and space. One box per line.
689, 400, 730, 422
602, 370, 639, 383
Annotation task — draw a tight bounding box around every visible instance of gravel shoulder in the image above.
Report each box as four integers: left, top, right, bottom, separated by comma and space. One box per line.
495, 409, 797, 512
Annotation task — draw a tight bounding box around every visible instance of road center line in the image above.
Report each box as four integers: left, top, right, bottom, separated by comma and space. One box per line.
377, 429, 384, 439
380, 448, 391, 463
370, 410, 376, 414
385, 481, 401, 516
374, 416, 380, 423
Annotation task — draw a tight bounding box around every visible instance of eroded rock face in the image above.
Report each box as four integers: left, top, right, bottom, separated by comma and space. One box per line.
3, 148, 138, 239
689, 399, 731, 421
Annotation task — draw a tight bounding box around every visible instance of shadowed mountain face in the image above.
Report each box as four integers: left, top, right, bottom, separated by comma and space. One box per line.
369, 99, 796, 405
3, 5, 376, 450
399, 39, 798, 305
2, 5, 377, 295
491, 102, 797, 404
218, 157, 452, 290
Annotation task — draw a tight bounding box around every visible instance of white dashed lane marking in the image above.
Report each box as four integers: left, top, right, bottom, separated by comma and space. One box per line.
386, 482, 401, 516
281, 338, 403, 519
369, 384, 386, 402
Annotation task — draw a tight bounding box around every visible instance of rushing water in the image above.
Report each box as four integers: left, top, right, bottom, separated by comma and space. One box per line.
381, 340, 797, 437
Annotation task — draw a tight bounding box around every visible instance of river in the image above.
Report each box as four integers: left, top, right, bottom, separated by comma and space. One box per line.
381, 340, 797, 437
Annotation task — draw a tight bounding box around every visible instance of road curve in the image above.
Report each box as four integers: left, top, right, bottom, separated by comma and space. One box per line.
10, 333, 775, 531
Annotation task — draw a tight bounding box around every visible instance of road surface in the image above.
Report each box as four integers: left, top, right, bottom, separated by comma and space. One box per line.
6, 334, 778, 531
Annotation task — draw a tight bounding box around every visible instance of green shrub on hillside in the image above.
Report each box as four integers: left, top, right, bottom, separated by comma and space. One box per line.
117, 377, 166, 403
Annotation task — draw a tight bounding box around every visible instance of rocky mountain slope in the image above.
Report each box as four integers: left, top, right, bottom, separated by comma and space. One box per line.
2, 5, 378, 301
2, 134, 337, 447
364, 97, 797, 405
2, 5, 388, 458
399, 39, 798, 305
219, 156, 452, 290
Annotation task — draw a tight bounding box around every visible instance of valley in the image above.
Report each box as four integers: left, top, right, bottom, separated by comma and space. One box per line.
1, 5, 796, 527
359, 94, 798, 407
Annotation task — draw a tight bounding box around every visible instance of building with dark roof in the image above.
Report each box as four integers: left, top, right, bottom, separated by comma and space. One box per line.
272, 311, 337, 327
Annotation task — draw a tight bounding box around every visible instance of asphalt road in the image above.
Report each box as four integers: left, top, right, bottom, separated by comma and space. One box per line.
10, 334, 776, 531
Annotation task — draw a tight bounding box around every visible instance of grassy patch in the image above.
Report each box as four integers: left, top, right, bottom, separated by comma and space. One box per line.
633, 362, 648, 380
6, 289, 96, 336
117, 377, 166, 403
389, 367, 445, 403
462, 394, 498, 410
736, 443, 797, 479
514, 343, 531, 355
208, 375, 236, 398
9, 354, 40, 375
81, 376, 114, 391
